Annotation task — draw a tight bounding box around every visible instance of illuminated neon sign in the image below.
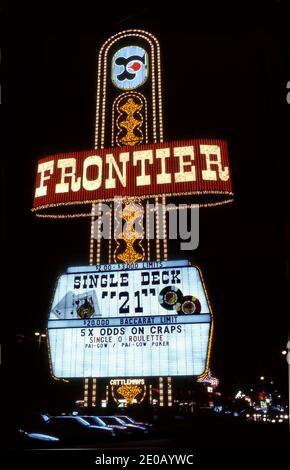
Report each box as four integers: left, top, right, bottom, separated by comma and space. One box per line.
47, 260, 213, 378
111, 46, 148, 90
33, 139, 232, 216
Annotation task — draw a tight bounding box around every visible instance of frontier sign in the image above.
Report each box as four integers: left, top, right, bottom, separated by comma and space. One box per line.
32, 139, 233, 216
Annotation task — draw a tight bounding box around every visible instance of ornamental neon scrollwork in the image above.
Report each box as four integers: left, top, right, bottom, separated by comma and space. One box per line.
114, 198, 145, 264
117, 96, 143, 146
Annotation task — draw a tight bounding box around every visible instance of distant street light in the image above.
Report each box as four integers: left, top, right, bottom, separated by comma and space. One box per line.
34, 331, 46, 349
260, 376, 265, 381
282, 350, 287, 356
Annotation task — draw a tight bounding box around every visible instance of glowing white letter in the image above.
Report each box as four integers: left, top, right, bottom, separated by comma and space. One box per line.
105, 152, 129, 189
156, 148, 172, 184
35, 160, 54, 197
133, 150, 153, 186
55, 158, 81, 193
200, 145, 229, 181
174, 146, 196, 182
83, 155, 103, 191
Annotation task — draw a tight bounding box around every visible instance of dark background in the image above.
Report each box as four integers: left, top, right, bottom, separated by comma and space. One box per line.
1, 1, 289, 412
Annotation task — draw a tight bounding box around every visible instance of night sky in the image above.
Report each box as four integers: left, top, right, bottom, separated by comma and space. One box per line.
2, 2, 289, 409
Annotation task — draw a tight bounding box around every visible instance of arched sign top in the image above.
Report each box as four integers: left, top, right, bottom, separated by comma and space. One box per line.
95, 29, 163, 149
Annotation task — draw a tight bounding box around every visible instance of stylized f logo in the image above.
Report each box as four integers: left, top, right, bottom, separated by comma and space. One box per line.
112, 46, 148, 90
115, 54, 146, 82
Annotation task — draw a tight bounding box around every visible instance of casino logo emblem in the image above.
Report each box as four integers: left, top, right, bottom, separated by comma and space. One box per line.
177, 295, 201, 315
158, 286, 183, 311
112, 46, 148, 90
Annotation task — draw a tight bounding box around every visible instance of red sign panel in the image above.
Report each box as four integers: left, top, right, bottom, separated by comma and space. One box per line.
32, 139, 233, 216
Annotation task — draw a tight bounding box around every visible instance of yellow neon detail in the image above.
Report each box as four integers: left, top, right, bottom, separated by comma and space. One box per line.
115, 200, 145, 264
196, 266, 214, 381
117, 385, 142, 404
118, 98, 143, 146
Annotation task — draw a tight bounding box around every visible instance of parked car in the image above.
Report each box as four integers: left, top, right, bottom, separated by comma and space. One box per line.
99, 416, 148, 437
16, 429, 59, 448
43, 416, 116, 444
85, 416, 133, 438
16, 412, 50, 433
116, 415, 154, 430
78, 416, 121, 436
